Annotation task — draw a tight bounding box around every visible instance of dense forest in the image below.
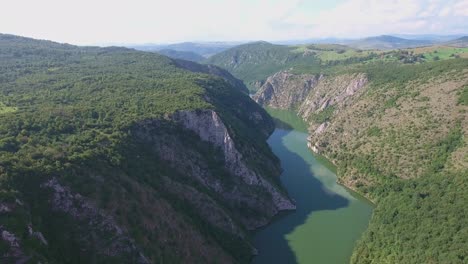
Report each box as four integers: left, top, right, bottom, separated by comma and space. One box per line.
0, 34, 289, 263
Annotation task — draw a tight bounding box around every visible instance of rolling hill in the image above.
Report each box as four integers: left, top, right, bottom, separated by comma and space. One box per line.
130, 41, 240, 57
348, 35, 433, 50
446, 36, 468, 47
156, 49, 206, 62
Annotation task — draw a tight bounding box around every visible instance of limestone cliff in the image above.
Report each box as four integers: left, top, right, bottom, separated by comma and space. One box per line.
252, 71, 322, 109
253, 64, 467, 194
136, 110, 294, 230
254, 71, 368, 144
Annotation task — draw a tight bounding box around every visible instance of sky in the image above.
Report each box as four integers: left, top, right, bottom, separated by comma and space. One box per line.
1, 0, 467, 45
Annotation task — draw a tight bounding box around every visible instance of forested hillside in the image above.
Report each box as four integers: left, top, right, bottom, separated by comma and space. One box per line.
217, 41, 468, 263
208, 41, 468, 92
0, 34, 293, 263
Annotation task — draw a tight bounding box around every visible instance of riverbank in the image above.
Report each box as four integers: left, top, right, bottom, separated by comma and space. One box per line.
252, 110, 373, 264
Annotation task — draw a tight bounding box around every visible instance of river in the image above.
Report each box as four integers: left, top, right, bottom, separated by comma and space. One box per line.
252, 109, 373, 264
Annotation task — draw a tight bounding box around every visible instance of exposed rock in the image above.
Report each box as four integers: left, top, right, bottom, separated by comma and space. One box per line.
28, 225, 48, 246
135, 110, 295, 230
254, 71, 367, 122
253, 71, 321, 109
172, 110, 295, 212
298, 73, 368, 120
315, 122, 329, 135
0, 226, 29, 263
253, 71, 368, 156
0, 203, 11, 213
307, 140, 320, 154
2, 229, 19, 247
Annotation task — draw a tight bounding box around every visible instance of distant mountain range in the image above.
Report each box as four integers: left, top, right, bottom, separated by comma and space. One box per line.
126, 35, 468, 60
347, 35, 434, 50
156, 49, 206, 62
129, 41, 242, 58
277, 35, 468, 50
445, 36, 468, 47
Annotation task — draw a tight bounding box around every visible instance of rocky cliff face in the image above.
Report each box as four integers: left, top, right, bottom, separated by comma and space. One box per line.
172, 110, 295, 214
136, 110, 295, 230
254, 71, 370, 162
298, 73, 367, 121
253, 65, 467, 191
253, 71, 323, 109
254, 72, 368, 141
1, 107, 291, 264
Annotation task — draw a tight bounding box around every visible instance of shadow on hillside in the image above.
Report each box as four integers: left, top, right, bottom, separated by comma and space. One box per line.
271, 117, 294, 130
252, 129, 349, 264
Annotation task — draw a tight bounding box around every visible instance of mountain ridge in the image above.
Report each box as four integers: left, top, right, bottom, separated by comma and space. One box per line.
0, 34, 293, 263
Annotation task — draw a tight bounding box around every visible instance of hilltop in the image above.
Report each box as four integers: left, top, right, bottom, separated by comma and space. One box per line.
130, 41, 240, 57
156, 49, 206, 62
446, 36, 468, 47
347, 35, 433, 50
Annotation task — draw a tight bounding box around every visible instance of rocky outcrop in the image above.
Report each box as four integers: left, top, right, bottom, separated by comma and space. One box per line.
253, 71, 322, 109
254, 72, 367, 116
172, 110, 295, 212
253, 71, 368, 155
298, 73, 368, 120
253, 72, 367, 120
135, 110, 295, 231
0, 226, 29, 264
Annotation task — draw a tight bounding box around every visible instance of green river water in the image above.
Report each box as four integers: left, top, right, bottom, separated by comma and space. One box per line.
252, 109, 373, 264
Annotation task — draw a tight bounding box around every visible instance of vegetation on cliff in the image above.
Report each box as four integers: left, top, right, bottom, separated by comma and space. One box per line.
208, 41, 468, 92
222, 40, 467, 263
0, 34, 284, 263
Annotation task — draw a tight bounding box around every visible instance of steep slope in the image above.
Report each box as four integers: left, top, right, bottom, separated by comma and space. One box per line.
174, 59, 249, 94
206, 41, 320, 91
0, 34, 294, 263
157, 49, 205, 62
252, 58, 468, 263
208, 41, 425, 92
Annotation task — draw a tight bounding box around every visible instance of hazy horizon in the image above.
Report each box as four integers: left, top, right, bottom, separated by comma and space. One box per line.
2, 0, 468, 46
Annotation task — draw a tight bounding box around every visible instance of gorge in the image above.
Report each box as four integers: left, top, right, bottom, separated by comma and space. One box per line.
252, 110, 373, 264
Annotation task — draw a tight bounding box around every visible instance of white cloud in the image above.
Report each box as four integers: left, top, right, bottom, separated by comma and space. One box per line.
281, 0, 468, 38
454, 0, 468, 16
0, 0, 467, 44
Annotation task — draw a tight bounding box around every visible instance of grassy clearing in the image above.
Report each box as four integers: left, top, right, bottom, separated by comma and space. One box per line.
411, 46, 468, 61
0, 102, 17, 114
292, 44, 376, 62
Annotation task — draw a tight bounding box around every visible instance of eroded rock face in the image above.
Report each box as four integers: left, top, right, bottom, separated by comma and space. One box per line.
135, 110, 295, 230
298, 73, 368, 120
253, 71, 321, 109
0, 226, 28, 263
253, 71, 368, 155
172, 110, 295, 212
